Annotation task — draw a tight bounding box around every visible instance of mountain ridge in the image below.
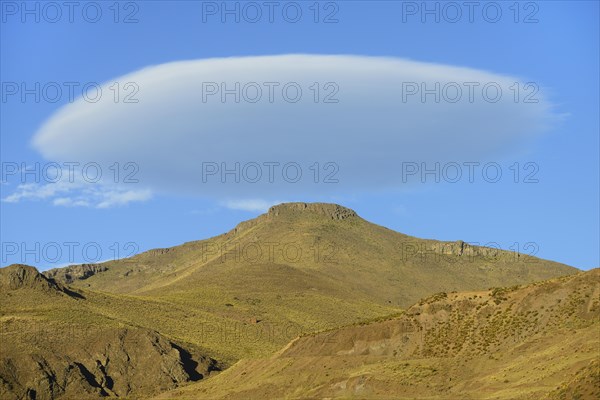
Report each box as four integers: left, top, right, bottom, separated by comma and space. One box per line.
44, 202, 578, 297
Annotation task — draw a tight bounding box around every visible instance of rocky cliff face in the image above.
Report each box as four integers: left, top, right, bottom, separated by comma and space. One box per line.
0, 327, 219, 400
44, 264, 108, 284
420, 240, 510, 258
227, 202, 359, 237
267, 202, 358, 220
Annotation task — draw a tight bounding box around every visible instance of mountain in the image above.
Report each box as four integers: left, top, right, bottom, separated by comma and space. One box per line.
1, 202, 583, 399
46, 203, 577, 305
41, 203, 577, 363
154, 268, 600, 400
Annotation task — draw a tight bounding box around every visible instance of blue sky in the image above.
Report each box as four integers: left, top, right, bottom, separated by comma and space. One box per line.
1, 0, 598, 270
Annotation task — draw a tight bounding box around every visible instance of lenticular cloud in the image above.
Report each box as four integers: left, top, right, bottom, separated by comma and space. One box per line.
32, 54, 557, 198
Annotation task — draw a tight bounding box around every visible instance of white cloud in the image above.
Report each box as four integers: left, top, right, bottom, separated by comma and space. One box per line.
3, 182, 67, 202
2, 167, 152, 208
28, 54, 559, 202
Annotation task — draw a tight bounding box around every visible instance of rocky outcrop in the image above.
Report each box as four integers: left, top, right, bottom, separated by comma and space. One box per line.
44, 264, 108, 284
0, 264, 69, 294
225, 202, 359, 238
267, 202, 358, 220
0, 264, 85, 301
403, 239, 516, 260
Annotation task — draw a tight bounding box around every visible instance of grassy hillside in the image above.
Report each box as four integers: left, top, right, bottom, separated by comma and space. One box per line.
155, 268, 600, 399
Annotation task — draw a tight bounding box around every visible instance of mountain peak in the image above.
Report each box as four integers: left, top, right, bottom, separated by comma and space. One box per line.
267, 202, 358, 220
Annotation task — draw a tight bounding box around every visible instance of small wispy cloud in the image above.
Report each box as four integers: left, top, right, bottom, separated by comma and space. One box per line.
2, 169, 152, 209
3, 182, 69, 202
